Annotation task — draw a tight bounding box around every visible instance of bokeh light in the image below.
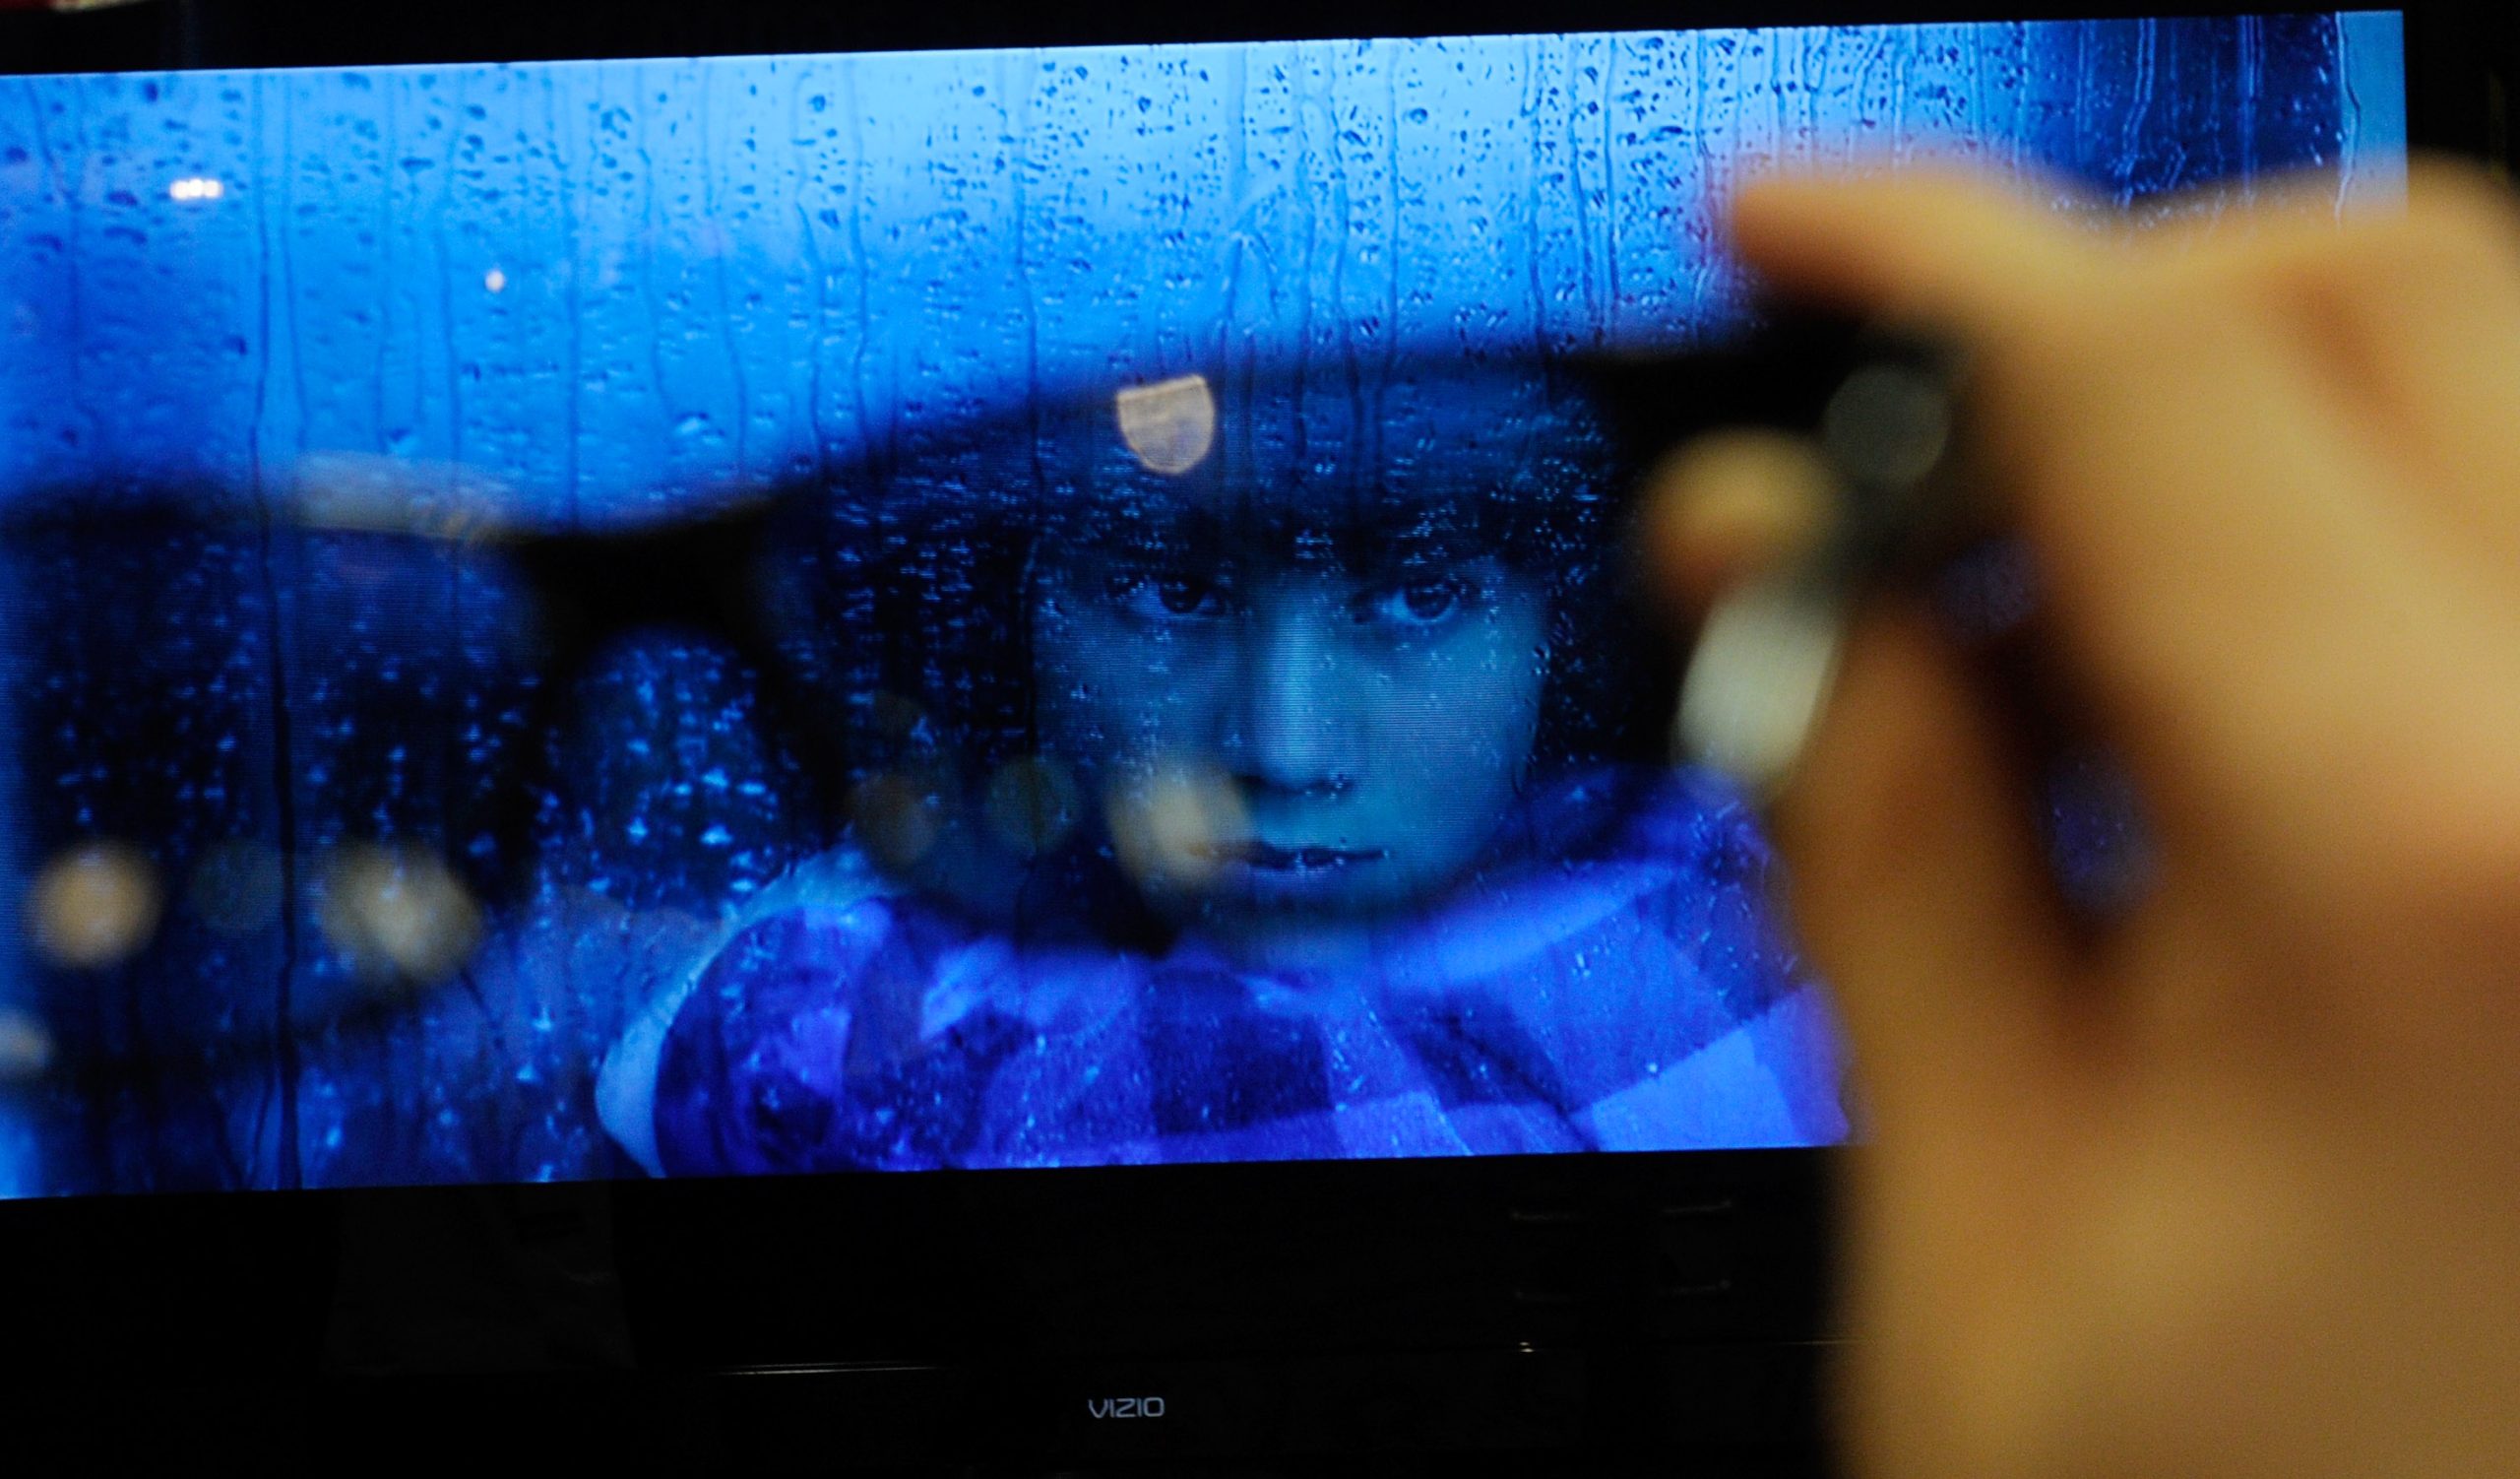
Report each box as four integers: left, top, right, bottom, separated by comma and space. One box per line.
1115, 374, 1218, 478
983, 755, 1082, 858
315, 844, 483, 986
1106, 760, 1246, 895
0, 1007, 55, 1085
849, 772, 942, 874
185, 839, 284, 937
29, 840, 163, 970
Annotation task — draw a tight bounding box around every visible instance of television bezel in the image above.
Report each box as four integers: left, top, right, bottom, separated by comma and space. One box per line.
0, 1, 2492, 1467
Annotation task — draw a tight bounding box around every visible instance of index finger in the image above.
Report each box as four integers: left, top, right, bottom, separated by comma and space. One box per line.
1725, 163, 2468, 935
1730, 166, 2104, 338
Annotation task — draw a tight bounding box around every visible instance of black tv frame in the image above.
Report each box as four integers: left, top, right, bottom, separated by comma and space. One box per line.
0, 3, 2497, 1471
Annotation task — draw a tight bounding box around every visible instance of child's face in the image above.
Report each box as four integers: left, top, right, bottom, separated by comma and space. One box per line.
1031, 507, 1548, 946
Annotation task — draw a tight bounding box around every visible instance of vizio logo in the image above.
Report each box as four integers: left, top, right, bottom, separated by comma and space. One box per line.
1086, 1396, 1167, 1420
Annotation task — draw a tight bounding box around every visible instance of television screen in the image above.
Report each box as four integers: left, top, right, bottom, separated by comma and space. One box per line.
0, 12, 2407, 1194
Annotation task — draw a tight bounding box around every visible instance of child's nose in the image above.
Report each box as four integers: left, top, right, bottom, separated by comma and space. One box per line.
1224, 601, 1354, 799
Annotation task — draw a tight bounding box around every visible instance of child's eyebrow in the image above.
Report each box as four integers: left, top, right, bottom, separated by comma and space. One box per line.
1060, 494, 1224, 555
1365, 532, 1487, 569
1055, 483, 1510, 572
1315, 492, 1493, 572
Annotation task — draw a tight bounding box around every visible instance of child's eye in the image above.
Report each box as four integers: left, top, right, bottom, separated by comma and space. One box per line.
1105, 570, 1234, 622
1358, 577, 1473, 627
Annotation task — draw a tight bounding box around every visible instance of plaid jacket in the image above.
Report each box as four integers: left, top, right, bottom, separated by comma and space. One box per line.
651, 770, 1847, 1174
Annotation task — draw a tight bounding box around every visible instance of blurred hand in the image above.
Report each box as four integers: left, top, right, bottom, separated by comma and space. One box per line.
1649, 164, 2520, 1479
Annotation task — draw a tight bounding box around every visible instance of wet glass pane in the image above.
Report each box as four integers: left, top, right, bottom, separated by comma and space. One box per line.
0, 15, 2402, 1192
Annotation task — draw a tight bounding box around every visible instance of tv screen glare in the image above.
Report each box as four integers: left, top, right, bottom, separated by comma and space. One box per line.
0, 12, 2407, 1195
